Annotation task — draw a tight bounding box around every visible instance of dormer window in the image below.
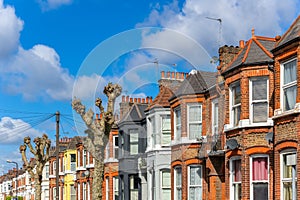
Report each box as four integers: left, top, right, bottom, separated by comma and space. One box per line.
188, 104, 202, 140
230, 82, 241, 127
281, 59, 297, 111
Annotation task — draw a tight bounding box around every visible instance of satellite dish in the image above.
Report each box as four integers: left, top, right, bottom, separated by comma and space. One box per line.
265, 132, 273, 143
226, 139, 239, 150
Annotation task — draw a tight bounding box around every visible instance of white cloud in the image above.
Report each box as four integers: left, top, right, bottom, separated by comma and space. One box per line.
0, 1, 23, 58
137, 0, 299, 58
0, 117, 43, 144
38, 0, 73, 11
0, 2, 99, 102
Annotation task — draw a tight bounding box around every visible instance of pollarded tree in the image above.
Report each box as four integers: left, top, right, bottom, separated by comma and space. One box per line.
72, 82, 122, 200
19, 134, 51, 200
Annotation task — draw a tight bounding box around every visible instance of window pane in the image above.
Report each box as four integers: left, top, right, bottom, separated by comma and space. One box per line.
162, 171, 171, 187
252, 157, 268, 181
283, 182, 292, 200
189, 124, 202, 139
284, 85, 297, 111
130, 133, 139, 142
130, 144, 138, 154
253, 183, 268, 200
233, 106, 241, 126
234, 184, 241, 200
175, 109, 181, 124
252, 79, 267, 100
190, 166, 201, 185
189, 105, 201, 121
233, 159, 241, 182
162, 116, 171, 131
162, 132, 171, 145
284, 60, 297, 84
253, 102, 268, 122
233, 85, 241, 105
189, 187, 202, 200
162, 189, 171, 200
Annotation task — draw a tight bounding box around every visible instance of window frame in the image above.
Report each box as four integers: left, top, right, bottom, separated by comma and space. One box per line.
188, 165, 202, 200
161, 115, 171, 146
212, 99, 219, 137
281, 58, 297, 112
230, 156, 242, 200
105, 177, 109, 200
174, 106, 181, 142
174, 166, 182, 200
129, 129, 139, 155
113, 135, 119, 159
249, 77, 269, 124
249, 154, 269, 200
280, 149, 297, 200
230, 82, 241, 127
187, 103, 202, 140
160, 169, 171, 199
113, 176, 119, 200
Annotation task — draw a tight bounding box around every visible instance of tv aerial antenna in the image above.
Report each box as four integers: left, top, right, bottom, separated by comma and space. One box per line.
206, 17, 222, 65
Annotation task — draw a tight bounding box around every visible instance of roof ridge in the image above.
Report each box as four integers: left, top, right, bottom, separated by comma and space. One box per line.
253, 38, 274, 59
242, 39, 253, 63
276, 15, 300, 47
135, 104, 143, 119
255, 35, 276, 41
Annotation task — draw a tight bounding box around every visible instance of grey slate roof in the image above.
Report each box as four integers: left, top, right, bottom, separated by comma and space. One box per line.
171, 70, 217, 98
275, 15, 300, 49
223, 36, 275, 73
119, 103, 148, 123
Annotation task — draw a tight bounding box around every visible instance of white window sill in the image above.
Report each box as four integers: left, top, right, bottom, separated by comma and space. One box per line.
224, 119, 273, 132
104, 158, 118, 164
273, 103, 300, 119
171, 136, 206, 146
76, 167, 86, 171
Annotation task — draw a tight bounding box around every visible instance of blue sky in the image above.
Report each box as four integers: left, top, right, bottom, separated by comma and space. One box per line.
0, 0, 299, 172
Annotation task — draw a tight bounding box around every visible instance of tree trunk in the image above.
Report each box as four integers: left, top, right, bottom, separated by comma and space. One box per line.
34, 175, 42, 200
92, 159, 104, 200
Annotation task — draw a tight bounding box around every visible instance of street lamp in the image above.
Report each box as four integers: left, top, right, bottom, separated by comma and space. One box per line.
7, 160, 18, 200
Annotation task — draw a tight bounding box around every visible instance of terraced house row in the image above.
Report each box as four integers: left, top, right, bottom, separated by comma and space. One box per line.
1, 15, 300, 200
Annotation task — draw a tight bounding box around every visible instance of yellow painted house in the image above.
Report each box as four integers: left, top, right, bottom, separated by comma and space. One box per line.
63, 137, 80, 200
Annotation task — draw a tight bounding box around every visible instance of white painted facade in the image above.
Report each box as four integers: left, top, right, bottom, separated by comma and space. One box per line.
146, 107, 172, 200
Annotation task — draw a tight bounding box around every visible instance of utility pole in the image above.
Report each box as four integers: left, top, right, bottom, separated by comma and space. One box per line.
55, 111, 60, 200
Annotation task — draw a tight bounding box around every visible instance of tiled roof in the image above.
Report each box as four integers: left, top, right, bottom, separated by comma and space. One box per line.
67, 136, 82, 149
223, 35, 275, 73
172, 70, 217, 98
119, 103, 148, 123
275, 15, 300, 48
146, 85, 174, 110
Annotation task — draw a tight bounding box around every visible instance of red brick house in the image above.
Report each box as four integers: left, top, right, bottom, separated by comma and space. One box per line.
219, 30, 276, 199
169, 70, 220, 200
272, 15, 300, 200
